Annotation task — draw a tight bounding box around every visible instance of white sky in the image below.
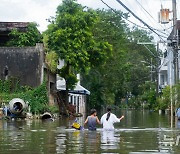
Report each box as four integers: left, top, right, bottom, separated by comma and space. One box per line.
0, 0, 179, 41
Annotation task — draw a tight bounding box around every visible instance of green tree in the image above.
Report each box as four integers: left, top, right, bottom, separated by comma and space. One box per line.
45, 0, 112, 105
6, 22, 42, 47
45, 51, 59, 73
82, 9, 156, 109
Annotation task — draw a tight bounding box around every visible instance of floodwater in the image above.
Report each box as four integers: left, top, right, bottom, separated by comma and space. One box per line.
0, 110, 180, 154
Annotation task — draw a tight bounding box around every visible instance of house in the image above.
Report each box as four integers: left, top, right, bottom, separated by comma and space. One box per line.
56, 60, 90, 114
158, 20, 180, 90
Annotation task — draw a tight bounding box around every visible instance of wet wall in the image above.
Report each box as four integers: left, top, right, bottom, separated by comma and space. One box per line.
0, 44, 44, 87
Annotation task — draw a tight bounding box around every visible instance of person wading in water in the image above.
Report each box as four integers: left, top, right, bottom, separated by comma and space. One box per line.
101, 107, 124, 130
84, 109, 101, 131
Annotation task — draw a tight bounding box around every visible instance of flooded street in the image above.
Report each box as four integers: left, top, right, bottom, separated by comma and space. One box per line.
0, 110, 180, 154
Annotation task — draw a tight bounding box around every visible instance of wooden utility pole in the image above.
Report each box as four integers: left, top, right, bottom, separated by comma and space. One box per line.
172, 0, 178, 84
171, 0, 178, 128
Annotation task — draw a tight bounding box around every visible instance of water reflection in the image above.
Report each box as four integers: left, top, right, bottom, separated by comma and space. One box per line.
0, 110, 180, 154
101, 130, 119, 149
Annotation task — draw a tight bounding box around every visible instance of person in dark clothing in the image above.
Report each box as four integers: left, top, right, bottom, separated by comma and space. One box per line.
84, 109, 101, 131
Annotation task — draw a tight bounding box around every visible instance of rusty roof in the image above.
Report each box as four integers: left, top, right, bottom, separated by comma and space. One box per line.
0, 22, 30, 31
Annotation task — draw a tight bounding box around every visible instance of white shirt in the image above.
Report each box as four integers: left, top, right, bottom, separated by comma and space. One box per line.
100, 113, 120, 130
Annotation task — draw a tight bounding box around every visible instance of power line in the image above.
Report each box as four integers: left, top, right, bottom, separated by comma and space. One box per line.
100, 0, 168, 40
135, 0, 169, 35
100, 0, 148, 30
135, 0, 157, 23
114, 0, 166, 42
142, 0, 173, 33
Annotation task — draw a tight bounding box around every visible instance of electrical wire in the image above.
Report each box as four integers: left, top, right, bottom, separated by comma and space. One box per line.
114, 0, 167, 42
142, 44, 160, 59
125, 0, 169, 36
135, 0, 169, 35
100, 0, 167, 42
135, 0, 159, 24
100, 0, 152, 31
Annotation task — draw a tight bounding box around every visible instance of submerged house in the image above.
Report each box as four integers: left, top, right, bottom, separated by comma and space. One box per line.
56, 60, 90, 114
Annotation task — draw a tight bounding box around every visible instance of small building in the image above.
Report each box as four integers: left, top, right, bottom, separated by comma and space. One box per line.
56, 78, 90, 114
56, 60, 90, 114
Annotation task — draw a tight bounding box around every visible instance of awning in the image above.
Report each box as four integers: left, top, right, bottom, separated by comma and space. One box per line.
56, 79, 90, 95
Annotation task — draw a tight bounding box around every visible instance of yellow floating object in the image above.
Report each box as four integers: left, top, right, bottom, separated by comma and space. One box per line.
72, 122, 81, 130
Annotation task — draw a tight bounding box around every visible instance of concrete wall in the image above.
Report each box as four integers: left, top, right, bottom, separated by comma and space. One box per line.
0, 44, 44, 87
46, 69, 57, 106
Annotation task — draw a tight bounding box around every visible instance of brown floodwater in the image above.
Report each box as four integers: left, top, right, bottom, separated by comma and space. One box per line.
0, 110, 180, 154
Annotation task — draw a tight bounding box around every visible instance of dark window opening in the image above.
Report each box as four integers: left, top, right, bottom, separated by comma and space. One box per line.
50, 82, 55, 91
4, 66, 8, 80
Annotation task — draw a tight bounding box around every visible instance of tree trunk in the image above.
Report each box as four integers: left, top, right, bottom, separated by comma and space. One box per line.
65, 79, 69, 106
63, 62, 70, 116
64, 62, 70, 106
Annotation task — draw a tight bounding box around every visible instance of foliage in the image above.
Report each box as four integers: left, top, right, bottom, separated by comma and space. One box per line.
47, 106, 59, 113
45, 0, 112, 105
45, 51, 59, 73
157, 83, 180, 110
0, 79, 48, 114
6, 22, 42, 47
157, 86, 171, 110
82, 9, 156, 109
138, 81, 157, 109
26, 82, 48, 114
0, 77, 24, 93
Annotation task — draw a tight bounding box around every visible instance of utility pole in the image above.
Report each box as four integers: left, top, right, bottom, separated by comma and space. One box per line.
156, 43, 160, 96
172, 0, 178, 84
171, 0, 178, 128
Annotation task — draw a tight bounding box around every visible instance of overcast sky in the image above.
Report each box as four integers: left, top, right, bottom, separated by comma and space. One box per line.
1, 0, 179, 40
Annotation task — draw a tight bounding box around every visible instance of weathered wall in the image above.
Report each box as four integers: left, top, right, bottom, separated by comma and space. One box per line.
0, 44, 44, 87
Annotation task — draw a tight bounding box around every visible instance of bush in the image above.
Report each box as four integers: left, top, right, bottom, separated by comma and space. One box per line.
0, 79, 48, 114
157, 86, 171, 110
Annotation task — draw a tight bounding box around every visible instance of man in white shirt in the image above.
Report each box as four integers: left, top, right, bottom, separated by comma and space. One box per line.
100, 107, 124, 130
